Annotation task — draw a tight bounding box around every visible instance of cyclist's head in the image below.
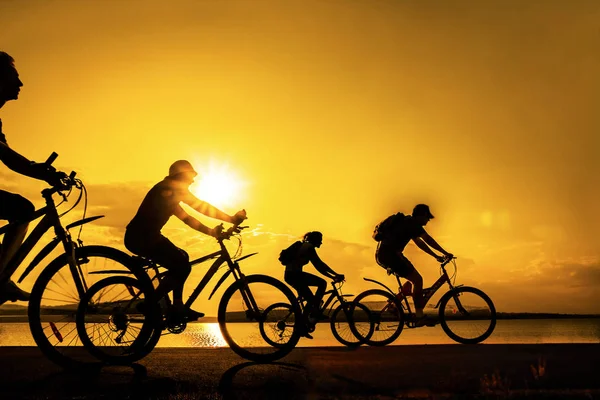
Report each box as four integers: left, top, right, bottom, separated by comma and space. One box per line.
168, 160, 198, 183
303, 231, 323, 247
412, 204, 434, 226
0, 51, 23, 107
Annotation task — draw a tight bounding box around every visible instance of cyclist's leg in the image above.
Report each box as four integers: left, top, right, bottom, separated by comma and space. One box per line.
284, 270, 315, 313
284, 270, 317, 338
0, 191, 33, 272
124, 231, 191, 312
377, 247, 428, 325
0, 191, 33, 301
301, 272, 327, 317
387, 252, 422, 316
142, 237, 190, 308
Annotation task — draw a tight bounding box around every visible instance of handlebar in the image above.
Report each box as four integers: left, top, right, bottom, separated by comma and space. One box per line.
213, 223, 248, 241
45, 152, 58, 165
41, 152, 79, 194
440, 255, 456, 267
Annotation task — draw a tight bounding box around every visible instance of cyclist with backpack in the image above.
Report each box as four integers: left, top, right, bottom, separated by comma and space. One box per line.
373, 204, 453, 327
279, 231, 344, 338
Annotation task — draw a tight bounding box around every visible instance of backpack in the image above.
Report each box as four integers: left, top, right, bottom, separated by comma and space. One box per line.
278, 241, 303, 266
372, 212, 406, 242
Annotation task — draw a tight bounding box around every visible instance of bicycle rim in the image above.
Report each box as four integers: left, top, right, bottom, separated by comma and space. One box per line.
76, 275, 159, 365
353, 289, 404, 346
218, 274, 301, 362
259, 302, 296, 348
439, 286, 496, 344
330, 302, 373, 347
28, 246, 138, 368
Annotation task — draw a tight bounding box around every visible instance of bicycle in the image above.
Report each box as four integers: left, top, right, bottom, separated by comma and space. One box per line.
259, 276, 374, 348
76, 222, 303, 364
0, 152, 143, 368
353, 256, 496, 345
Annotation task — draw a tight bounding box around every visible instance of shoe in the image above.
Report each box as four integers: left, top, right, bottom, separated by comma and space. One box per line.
186, 308, 205, 321
300, 326, 314, 339
0, 280, 30, 305
414, 316, 437, 328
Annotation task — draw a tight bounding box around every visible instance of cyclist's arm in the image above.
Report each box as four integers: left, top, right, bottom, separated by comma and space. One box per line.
411, 236, 440, 258
0, 142, 48, 180
310, 250, 338, 279
420, 233, 451, 256
183, 192, 234, 223
173, 204, 213, 236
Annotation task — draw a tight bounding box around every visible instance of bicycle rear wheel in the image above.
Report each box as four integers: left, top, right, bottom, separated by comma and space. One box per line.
439, 286, 496, 344
330, 302, 373, 347
352, 289, 405, 346
28, 245, 141, 369
218, 274, 301, 362
259, 302, 296, 348
76, 275, 160, 365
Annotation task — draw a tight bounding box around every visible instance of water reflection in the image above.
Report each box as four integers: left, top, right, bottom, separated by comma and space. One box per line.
0, 319, 599, 347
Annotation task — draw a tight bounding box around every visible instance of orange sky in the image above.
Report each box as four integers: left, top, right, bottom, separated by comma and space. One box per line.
1, 0, 599, 314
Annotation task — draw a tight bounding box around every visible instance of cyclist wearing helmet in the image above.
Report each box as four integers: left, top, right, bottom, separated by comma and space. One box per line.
0, 51, 65, 305
124, 160, 246, 322
283, 231, 344, 338
376, 204, 453, 327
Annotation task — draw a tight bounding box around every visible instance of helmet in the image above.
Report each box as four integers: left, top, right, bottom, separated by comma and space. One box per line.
168, 160, 197, 177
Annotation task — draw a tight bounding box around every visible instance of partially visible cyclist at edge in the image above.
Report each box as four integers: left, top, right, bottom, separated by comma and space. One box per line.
282, 231, 344, 339
0, 51, 65, 305
124, 160, 246, 323
375, 204, 453, 327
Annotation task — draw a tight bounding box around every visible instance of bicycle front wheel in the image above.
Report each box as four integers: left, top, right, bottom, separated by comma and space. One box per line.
76, 275, 160, 365
28, 245, 140, 369
439, 286, 496, 344
218, 274, 301, 362
352, 289, 405, 346
330, 302, 373, 347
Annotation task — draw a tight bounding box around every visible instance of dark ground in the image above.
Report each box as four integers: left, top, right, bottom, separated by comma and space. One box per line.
0, 344, 599, 399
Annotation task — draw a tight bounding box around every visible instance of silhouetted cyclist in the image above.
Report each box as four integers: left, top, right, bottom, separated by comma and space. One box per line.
283, 231, 344, 338
375, 204, 453, 327
124, 160, 246, 322
0, 51, 65, 305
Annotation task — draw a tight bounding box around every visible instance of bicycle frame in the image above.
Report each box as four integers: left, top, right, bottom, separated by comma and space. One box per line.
364, 259, 461, 315
296, 281, 353, 318
132, 229, 260, 317
0, 187, 103, 296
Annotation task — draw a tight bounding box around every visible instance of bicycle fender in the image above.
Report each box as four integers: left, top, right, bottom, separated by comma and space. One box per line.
233, 252, 258, 263
17, 237, 61, 283
362, 277, 396, 296
65, 215, 105, 231
208, 270, 232, 300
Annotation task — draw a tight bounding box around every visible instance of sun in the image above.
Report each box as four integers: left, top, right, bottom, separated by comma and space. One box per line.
190, 162, 244, 209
